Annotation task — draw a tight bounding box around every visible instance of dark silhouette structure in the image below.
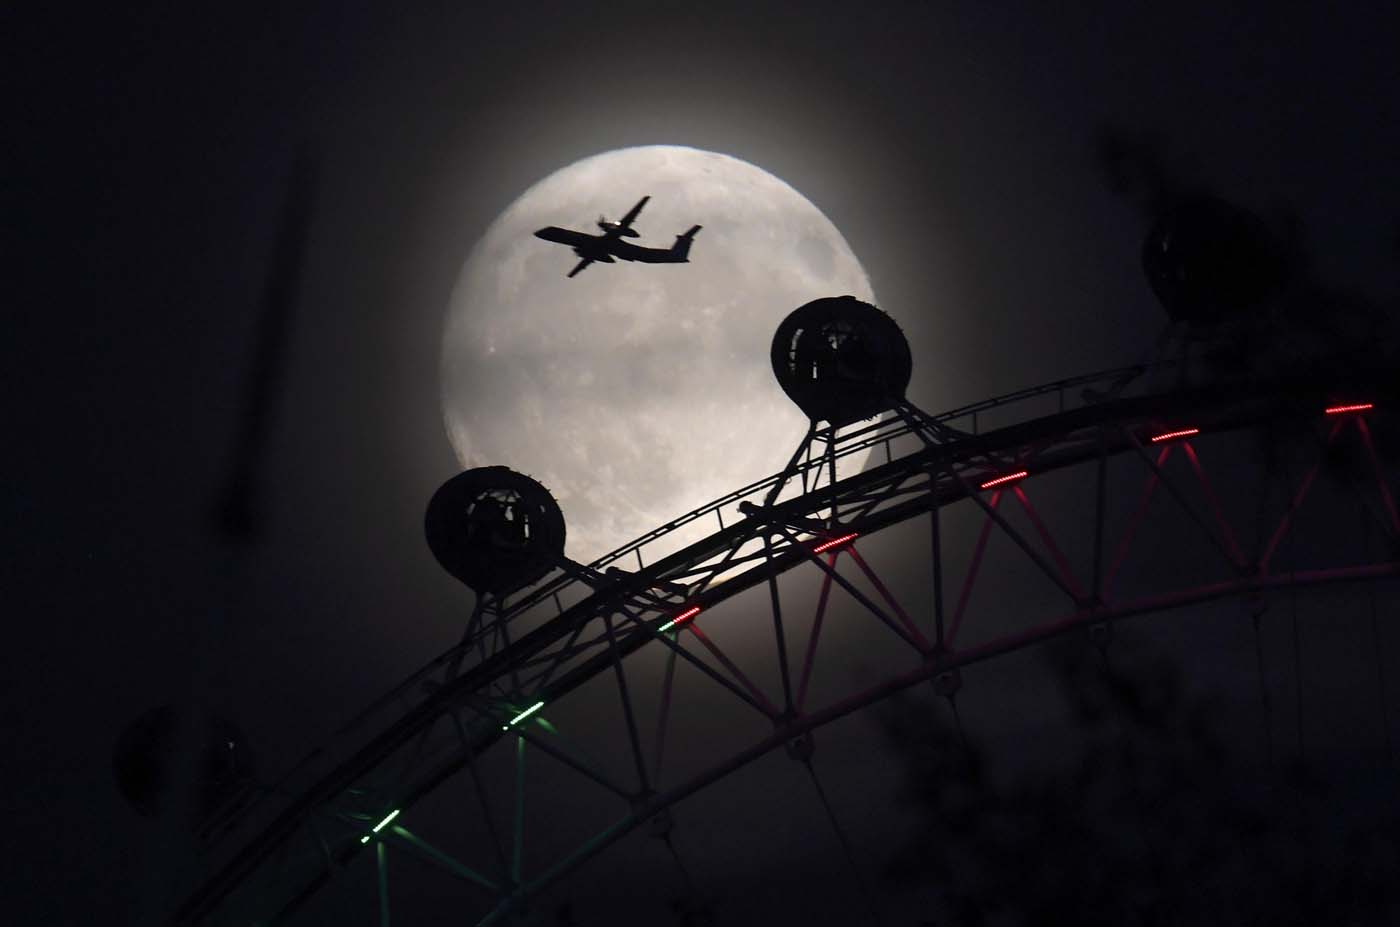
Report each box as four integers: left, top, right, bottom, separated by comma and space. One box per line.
168, 164, 1400, 924
534, 195, 702, 277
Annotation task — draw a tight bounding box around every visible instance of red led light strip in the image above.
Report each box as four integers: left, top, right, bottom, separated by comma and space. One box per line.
1150, 427, 1200, 443
659, 606, 701, 633
979, 470, 1028, 490
1325, 403, 1374, 415
812, 532, 859, 554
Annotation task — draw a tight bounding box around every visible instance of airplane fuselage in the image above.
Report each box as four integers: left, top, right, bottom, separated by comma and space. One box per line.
533, 196, 700, 277
534, 227, 688, 264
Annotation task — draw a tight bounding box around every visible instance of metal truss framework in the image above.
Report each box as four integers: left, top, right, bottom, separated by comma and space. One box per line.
180, 365, 1399, 925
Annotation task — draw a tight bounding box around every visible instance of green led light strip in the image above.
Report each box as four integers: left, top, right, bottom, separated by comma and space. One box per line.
501, 700, 545, 731
359, 808, 401, 844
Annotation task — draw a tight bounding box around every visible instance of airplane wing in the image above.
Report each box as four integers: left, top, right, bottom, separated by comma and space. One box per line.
566, 258, 594, 278
618, 195, 650, 229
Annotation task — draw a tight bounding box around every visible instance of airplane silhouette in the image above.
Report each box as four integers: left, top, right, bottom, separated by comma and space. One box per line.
534, 196, 702, 278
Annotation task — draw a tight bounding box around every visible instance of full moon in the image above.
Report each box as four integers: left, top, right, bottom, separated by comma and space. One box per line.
441, 145, 875, 565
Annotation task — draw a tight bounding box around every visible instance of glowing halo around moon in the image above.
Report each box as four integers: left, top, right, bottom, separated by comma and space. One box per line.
441, 145, 876, 565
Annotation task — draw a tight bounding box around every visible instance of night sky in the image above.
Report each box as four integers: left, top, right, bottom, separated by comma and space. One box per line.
18, 1, 1400, 922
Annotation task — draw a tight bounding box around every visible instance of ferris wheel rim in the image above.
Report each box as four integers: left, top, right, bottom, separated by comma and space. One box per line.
178, 363, 1399, 925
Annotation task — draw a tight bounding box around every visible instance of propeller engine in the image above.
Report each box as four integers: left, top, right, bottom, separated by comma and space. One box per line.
597, 215, 641, 237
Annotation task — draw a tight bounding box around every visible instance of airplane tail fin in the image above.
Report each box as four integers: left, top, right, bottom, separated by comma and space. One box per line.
671, 225, 702, 261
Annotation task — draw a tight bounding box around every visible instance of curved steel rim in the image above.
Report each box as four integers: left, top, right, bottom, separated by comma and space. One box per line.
180, 366, 1397, 924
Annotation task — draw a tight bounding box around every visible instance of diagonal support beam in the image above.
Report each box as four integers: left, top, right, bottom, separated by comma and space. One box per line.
386, 824, 498, 894
763, 532, 797, 715
950, 470, 1083, 604
531, 619, 590, 694
1123, 428, 1245, 577
514, 723, 634, 801
457, 683, 634, 803
1356, 418, 1400, 537
772, 525, 926, 653
450, 713, 510, 881
618, 609, 777, 719
1092, 429, 1108, 602
601, 612, 652, 794
827, 433, 840, 523
476, 558, 1400, 927
845, 547, 932, 651
929, 471, 948, 649
511, 736, 525, 887
1180, 441, 1246, 568
376, 841, 390, 927
689, 525, 763, 598
444, 597, 488, 683
948, 489, 1001, 648
652, 647, 679, 785
764, 424, 818, 507
685, 624, 783, 717
1105, 445, 1170, 598
796, 552, 838, 712
1011, 486, 1086, 601
1260, 420, 1345, 573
